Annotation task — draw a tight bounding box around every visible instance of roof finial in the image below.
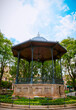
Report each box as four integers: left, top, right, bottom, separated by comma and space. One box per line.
37, 32, 40, 37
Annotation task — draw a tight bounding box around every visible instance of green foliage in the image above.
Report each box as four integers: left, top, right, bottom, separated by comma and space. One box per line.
0, 95, 12, 103
1, 81, 12, 89
0, 32, 13, 62
10, 59, 62, 83
55, 60, 61, 79
9, 58, 18, 80
61, 37, 76, 90
65, 90, 70, 94
0, 32, 13, 86
61, 37, 76, 58
10, 59, 30, 80
0, 95, 76, 105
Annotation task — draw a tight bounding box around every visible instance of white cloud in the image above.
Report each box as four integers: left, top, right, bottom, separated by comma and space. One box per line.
0, 0, 51, 42
49, 0, 69, 11
0, 0, 75, 44
54, 12, 76, 41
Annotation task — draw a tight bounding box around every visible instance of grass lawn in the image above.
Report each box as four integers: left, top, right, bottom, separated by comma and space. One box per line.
65, 90, 70, 94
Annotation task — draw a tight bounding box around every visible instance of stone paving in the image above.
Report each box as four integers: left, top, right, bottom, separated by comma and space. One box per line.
0, 101, 76, 110
0, 107, 76, 110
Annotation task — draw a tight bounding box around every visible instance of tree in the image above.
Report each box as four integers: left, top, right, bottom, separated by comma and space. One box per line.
61, 37, 76, 90
10, 59, 41, 83
10, 58, 62, 83
0, 32, 13, 89
10, 58, 31, 82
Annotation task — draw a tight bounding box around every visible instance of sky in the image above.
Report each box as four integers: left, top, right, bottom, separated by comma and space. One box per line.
0, 0, 76, 44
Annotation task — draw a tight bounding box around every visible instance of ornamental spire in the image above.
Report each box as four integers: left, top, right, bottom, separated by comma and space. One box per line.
37, 32, 40, 37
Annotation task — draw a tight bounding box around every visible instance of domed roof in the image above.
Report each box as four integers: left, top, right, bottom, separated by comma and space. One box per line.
12, 32, 67, 61
31, 33, 47, 42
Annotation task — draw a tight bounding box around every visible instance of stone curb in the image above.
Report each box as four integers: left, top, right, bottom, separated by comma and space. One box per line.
0, 103, 76, 110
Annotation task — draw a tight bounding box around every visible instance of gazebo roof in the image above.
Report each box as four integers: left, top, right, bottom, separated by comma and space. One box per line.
32, 36, 47, 42
12, 34, 67, 62
31, 32, 47, 42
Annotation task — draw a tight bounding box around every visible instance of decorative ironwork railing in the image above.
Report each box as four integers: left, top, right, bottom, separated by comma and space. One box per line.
17, 77, 63, 84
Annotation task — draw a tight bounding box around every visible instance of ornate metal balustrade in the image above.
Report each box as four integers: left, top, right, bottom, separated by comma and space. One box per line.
17, 77, 63, 84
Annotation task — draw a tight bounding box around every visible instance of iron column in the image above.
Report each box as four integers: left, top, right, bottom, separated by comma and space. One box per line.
41, 61, 44, 83
60, 57, 62, 79
16, 51, 20, 84
51, 48, 55, 84
31, 47, 33, 84
54, 59, 56, 79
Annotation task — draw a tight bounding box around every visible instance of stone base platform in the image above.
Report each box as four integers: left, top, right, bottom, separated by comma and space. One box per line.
12, 84, 65, 98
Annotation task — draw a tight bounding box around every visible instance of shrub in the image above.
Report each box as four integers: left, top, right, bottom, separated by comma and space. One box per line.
1, 80, 12, 89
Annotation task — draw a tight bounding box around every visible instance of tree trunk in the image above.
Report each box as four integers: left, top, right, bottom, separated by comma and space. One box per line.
72, 77, 76, 91
0, 61, 4, 92
0, 78, 2, 93
74, 86, 76, 91
0, 78, 2, 88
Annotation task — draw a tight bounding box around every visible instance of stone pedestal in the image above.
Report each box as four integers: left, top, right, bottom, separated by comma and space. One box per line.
12, 84, 65, 98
